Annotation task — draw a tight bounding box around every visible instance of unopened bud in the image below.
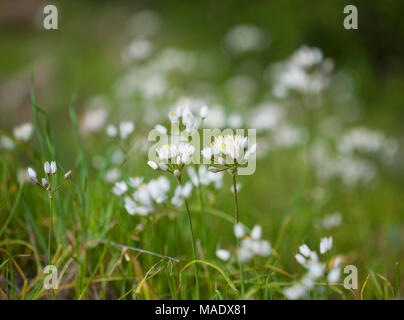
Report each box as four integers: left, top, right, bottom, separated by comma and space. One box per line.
174, 169, 181, 177
42, 178, 49, 186
64, 170, 72, 179
208, 166, 219, 173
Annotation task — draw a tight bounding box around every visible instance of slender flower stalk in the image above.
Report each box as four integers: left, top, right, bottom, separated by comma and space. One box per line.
177, 176, 199, 299
232, 170, 245, 296
27, 162, 71, 299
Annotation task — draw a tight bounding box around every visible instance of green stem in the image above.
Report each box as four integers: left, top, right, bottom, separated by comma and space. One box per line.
184, 198, 199, 299
48, 195, 56, 300
48, 196, 53, 265
232, 172, 245, 297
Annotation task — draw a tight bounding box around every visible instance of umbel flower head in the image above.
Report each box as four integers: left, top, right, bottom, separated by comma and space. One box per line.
111, 176, 171, 216
215, 224, 271, 263
202, 134, 256, 174
27, 161, 71, 198
284, 236, 341, 300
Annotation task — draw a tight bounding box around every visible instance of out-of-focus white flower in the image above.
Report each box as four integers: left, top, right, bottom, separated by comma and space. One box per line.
248, 103, 284, 132
327, 267, 341, 283
112, 181, 128, 196
27, 167, 37, 183
314, 213, 343, 230
147, 176, 170, 203
225, 24, 268, 54
171, 182, 193, 207
234, 224, 245, 239
0, 136, 15, 150
122, 38, 153, 63
106, 124, 118, 137
310, 142, 378, 186
299, 244, 311, 257
122, 176, 170, 216
284, 284, 306, 300
202, 106, 226, 128
320, 236, 333, 254
168, 98, 207, 133
111, 150, 125, 165
295, 253, 306, 265
13, 123, 33, 142
187, 166, 224, 189
274, 124, 306, 148
200, 105, 209, 119
251, 225, 262, 240
104, 168, 121, 182
235, 224, 271, 262
119, 121, 135, 139
285, 237, 342, 299
124, 196, 150, 216
270, 45, 333, 98
216, 249, 231, 261
80, 108, 108, 134
155, 124, 167, 135
129, 176, 144, 188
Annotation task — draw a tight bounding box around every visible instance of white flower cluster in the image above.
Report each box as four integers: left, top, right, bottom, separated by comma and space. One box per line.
225, 24, 268, 54
234, 224, 271, 263
338, 127, 398, 162
106, 121, 135, 140
271, 45, 334, 98
168, 97, 208, 133
311, 141, 377, 186
112, 176, 170, 216
28, 161, 57, 186
284, 237, 341, 300
171, 181, 193, 207
202, 134, 256, 167
314, 213, 342, 230
157, 142, 195, 165
27, 161, 71, 197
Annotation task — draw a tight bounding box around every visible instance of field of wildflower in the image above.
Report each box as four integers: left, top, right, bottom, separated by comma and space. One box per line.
1, 1, 403, 301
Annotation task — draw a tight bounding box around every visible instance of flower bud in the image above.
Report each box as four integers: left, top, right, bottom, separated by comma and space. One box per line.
44, 161, 51, 174
173, 169, 181, 177
147, 160, 158, 170
208, 166, 220, 173
159, 163, 168, 171
64, 170, 72, 179
50, 161, 57, 174
27, 167, 38, 183
200, 105, 209, 119
42, 178, 49, 186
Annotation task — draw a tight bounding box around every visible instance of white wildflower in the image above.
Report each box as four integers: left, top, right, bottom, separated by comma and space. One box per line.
234, 224, 245, 239
13, 123, 33, 142
216, 249, 231, 261
106, 124, 118, 137
320, 236, 333, 254
119, 121, 135, 139
112, 181, 128, 196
